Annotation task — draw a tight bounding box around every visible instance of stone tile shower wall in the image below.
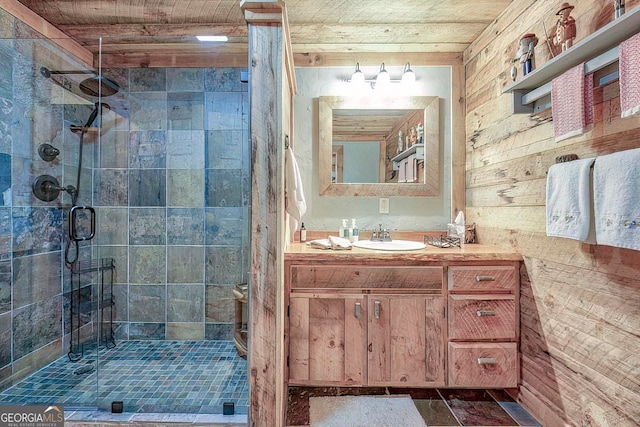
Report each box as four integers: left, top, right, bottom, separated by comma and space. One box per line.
96, 67, 249, 342
0, 9, 99, 388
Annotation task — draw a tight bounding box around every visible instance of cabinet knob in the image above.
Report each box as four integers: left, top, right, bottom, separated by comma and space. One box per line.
477, 357, 497, 365
476, 309, 496, 317
475, 275, 495, 282
354, 302, 362, 319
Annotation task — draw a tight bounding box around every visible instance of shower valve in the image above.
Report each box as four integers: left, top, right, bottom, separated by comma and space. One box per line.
32, 175, 77, 202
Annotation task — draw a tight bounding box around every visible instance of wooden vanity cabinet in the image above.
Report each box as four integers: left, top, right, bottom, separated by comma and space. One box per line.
447, 265, 519, 388
287, 265, 445, 387
286, 259, 520, 389
367, 294, 445, 386
289, 294, 366, 385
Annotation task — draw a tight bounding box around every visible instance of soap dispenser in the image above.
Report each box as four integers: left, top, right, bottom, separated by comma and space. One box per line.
339, 219, 348, 239
350, 219, 359, 242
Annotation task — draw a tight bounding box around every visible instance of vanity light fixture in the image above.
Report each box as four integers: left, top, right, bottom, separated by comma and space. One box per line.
196, 35, 229, 42
349, 62, 416, 89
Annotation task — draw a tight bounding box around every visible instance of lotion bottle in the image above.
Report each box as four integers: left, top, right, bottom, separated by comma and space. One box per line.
300, 223, 307, 242
350, 219, 359, 242
339, 219, 348, 239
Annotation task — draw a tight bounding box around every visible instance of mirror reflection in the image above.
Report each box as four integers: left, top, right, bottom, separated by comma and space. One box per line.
319, 96, 440, 197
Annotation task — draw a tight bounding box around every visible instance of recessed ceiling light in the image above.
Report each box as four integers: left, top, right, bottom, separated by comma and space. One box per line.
196, 35, 228, 42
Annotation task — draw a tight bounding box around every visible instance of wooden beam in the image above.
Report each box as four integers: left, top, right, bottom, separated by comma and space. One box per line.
58, 23, 249, 38
289, 23, 488, 45
451, 61, 466, 221
293, 52, 463, 67
100, 52, 248, 68
241, 2, 289, 426
0, 0, 93, 65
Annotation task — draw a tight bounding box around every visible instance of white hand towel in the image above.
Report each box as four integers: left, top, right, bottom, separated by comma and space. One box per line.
546, 157, 595, 242
285, 147, 307, 232
593, 148, 640, 251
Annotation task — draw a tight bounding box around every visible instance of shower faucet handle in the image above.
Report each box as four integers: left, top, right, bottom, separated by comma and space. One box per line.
38, 143, 60, 162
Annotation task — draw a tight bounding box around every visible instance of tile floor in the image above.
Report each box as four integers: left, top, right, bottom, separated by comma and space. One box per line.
0, 340, 248, 415
286, 387, 541, 426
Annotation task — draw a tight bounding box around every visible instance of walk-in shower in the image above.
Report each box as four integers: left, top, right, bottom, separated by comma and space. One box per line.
1, 28, 249, 418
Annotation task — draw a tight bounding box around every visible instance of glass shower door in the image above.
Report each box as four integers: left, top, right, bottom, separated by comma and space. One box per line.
0, 30, 103, 409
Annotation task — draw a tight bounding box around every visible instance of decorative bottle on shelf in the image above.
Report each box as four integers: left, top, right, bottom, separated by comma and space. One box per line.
615, 0, 625, 19
397, 130, 403, 154
300, 223, 307, 242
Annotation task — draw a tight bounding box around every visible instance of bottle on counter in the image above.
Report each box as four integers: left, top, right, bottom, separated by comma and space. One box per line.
300, 223, 307, 242
350, 218, 359, 242
339, 219, 348, 239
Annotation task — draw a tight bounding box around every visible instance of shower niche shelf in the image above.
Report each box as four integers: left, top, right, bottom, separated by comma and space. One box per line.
68, 257, 116, 361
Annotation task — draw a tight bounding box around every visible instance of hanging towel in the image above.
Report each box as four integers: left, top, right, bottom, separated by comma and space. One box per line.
405, 155, 416, 182
593, 148, 640, 251
397, 158, 407, 182
285, 146, 306, 232
546, 157, 596, 242
619, 32, 640, 118
551, 63, 594, 142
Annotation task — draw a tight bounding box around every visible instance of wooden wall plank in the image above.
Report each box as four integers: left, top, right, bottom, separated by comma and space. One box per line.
464, 1, 640, 425
293, 52, 462, 67
0, 0, 93, 65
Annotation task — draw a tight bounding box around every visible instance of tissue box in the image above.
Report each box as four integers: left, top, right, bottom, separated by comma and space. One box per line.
447, 223, 465, 239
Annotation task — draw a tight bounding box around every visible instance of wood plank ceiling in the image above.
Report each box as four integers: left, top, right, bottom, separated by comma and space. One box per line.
16, 0, 513, 67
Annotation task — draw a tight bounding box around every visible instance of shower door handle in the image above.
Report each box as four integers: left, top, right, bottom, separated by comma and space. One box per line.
70, 206, 95, 241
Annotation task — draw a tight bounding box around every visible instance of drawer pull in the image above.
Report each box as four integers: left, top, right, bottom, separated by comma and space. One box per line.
476, 275, 495, 282
476, 309, 496, 317
354, 302, 362, 319
374, 301, 381, 319
477, 357, 497, 365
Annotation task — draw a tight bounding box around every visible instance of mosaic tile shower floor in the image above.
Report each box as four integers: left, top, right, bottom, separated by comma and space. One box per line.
0, 340, 248, 415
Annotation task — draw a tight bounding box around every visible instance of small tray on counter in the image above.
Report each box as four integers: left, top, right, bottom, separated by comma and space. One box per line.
424, 235, 462, 248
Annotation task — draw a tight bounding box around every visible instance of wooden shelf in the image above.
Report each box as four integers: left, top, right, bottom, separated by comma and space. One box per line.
503, 6, 640, 113
391, 143, 424, 169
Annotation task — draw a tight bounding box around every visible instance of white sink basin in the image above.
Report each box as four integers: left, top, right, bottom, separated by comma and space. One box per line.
352, 239, 426, 251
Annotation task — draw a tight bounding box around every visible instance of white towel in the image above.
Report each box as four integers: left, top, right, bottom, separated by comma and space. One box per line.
285, 147, 306, 232
593, 148, 640, 251
546, 157, 595, 242
397, 158, 407, 182
306, 236, 352, 250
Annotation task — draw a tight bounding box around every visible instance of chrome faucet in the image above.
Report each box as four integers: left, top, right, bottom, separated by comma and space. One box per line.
370, 223, 392, 242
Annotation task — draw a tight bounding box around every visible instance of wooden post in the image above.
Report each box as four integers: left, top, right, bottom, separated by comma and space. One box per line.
241, 1, 295, 426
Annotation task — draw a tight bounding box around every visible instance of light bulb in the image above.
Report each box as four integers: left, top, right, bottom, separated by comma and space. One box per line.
375, 63, 390, 90
401, 62, 416, 84
351, 62, 365, 85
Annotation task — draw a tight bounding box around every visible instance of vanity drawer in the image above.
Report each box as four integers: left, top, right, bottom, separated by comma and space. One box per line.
448, 342, 518, 388
290, 265, 443, 290
448, 295, 516, 340
448, 266, 517, 292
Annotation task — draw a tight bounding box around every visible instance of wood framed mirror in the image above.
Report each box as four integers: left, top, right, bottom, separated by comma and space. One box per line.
318, 96, 439, 197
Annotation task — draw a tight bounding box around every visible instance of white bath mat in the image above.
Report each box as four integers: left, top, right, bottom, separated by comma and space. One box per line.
309, 395, 427, 427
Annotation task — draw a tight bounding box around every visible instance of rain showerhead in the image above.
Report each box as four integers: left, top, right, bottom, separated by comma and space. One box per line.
79, 76, 120, 97
40, 66, 120, 97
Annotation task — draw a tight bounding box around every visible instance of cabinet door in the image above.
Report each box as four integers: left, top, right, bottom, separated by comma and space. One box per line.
289, 294, 366, 385
368, 295, 445, 386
